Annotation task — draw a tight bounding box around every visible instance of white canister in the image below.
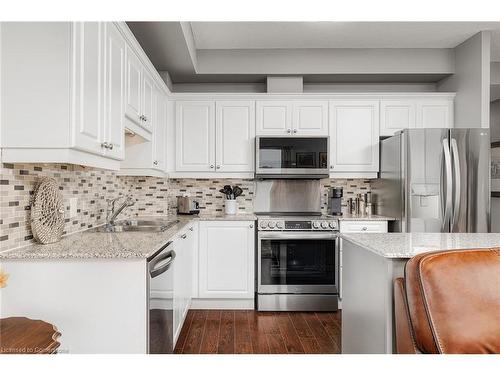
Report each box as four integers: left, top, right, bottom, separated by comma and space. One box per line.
225, 199, 237, 215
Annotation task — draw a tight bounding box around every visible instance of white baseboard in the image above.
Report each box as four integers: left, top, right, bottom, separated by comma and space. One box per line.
190, 298, 255, 309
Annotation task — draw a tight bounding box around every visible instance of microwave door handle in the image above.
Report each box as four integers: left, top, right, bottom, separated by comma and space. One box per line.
450, 138, 461, 230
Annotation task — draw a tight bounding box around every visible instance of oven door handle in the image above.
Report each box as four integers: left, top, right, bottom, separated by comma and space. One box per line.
258, 231, 338, 240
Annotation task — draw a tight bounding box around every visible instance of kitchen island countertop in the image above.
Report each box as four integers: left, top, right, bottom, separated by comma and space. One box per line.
341, 232, 500, 258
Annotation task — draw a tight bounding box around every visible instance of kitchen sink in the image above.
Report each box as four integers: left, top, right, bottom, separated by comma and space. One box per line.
90, 219, 180, 233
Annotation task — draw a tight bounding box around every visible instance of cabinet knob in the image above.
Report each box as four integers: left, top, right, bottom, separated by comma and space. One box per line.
108, 143, 114, 150
189, 227, 194, 231
330, 165, 334, 169
181, 234, 187, 239
210, 165, 214, 169
216, 165, 221, 169
153, 160, 158, 166
143, 115, 148, 122
101, 142, 109, 149
362, 227, 368, 231
139, 115, 144, 121
293, 129, 297, 134
249, 224, 254, 228
287, 129, 291, 134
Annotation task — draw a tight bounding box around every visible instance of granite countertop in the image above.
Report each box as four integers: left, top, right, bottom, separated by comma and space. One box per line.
341, 232, 500, 259
336, 214, 395, 221
0, 213, 256, 260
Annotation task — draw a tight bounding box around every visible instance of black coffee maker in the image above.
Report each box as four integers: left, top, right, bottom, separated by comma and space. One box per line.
329, 187, 343, 216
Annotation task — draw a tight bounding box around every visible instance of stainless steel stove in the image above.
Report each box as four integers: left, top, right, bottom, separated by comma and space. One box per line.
256, 214, 340, 312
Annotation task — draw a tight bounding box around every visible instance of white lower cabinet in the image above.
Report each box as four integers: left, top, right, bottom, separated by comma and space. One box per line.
173, 223, 197, 344
198, 221, 255, 299
339, 220, 388, 233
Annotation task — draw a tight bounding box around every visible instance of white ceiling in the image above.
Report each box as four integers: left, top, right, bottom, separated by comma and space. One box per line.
191, 22, 500, 59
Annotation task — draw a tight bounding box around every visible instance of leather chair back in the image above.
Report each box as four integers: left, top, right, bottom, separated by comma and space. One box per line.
394, 248, 500, 354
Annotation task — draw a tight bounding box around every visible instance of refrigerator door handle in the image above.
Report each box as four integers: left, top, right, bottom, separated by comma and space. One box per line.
441, 138, 453, 231
450, 138, 461, 229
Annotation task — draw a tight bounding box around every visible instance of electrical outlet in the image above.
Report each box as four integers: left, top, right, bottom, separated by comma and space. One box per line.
69, 197, 78, 218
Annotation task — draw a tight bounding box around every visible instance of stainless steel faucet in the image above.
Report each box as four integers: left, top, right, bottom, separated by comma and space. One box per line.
106, 195, 135, 226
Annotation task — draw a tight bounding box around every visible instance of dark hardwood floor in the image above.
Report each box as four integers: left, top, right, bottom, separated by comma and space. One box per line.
174, 310, 341, 354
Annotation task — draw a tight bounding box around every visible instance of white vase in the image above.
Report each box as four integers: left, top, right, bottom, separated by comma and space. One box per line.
225, 199, 237, 215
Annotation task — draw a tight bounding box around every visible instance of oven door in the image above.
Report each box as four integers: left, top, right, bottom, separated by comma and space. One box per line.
258, 231, 339, 294
255, 136, 329, 178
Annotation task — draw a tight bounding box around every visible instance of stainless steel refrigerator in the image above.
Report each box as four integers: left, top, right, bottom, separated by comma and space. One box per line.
372, 128, 490, 233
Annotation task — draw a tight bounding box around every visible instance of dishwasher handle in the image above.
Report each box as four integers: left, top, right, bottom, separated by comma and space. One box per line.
149, 243, 176, 278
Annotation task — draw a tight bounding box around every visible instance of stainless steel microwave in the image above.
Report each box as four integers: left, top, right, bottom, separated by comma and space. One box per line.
255, 136, 329, 179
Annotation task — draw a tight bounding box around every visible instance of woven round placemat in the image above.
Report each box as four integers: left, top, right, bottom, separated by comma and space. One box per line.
31, 177, 65, 244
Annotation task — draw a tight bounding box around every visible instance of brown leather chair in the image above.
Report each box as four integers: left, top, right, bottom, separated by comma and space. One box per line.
394, 248, 500, 354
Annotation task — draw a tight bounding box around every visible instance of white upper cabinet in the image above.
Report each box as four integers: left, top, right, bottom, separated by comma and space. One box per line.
216, 101, 255, 172
380, 96, 454, 136
104, 22, 126, 160
380, 100, 416, 137
198, 221, 255, 299
329, 100, 380, 173
124, 46, 143, 126
153, 92, 167, 171
416, 99, 454, 128
0, 22, 170, 170
176, 101, 216, 171
141, 70, 155, 132
292, 101, 329, 135
72, 22, 106, 156
256, 100, 292, 135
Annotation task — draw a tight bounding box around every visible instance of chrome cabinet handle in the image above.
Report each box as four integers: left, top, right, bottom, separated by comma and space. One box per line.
216, 165, 221, 169
153, 160, 158, 166
210, 165, 214, 169
181, 234, 187, 239
249, 224, 254, 228
139, 115, 144, 121
101, 142, 109, 149
287, 129, 291, 134
108, 143, 114, 150
330, 165, 334, 169
361, 227, 367, 231
143, 115, 148, 122
189, 227, 194, 231
293, 129, 297, 134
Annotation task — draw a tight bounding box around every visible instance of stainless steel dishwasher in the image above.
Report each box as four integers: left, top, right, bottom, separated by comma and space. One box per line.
148, 241, 176, 354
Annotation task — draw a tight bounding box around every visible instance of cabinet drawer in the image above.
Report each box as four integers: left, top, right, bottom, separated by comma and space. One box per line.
339, 221, 388, 233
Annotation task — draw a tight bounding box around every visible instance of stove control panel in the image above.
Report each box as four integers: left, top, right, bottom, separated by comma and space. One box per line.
258, 219, 338, 231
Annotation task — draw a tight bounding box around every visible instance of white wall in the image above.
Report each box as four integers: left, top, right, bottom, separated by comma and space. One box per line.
437, 31, 491, 128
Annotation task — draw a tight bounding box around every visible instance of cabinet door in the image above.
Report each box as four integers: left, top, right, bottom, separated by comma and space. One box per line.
216, 100, 255, 172
329, 100, 380, 172
198, 221, 255, 299
416, 100, 454, 128
125, 46, 142, 125
72, 22, 105, 156
141, 70, 155, 132
172, 239, 184, 343
292, 101, 328, 135
104, 23, 125, 160
153, 92, 167, 171
256, 100, 292, 135
380, 100, 416, 137
175, 101, 216, 171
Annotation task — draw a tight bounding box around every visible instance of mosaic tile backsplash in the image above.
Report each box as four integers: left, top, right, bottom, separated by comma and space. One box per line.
0, 162, 372, 252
